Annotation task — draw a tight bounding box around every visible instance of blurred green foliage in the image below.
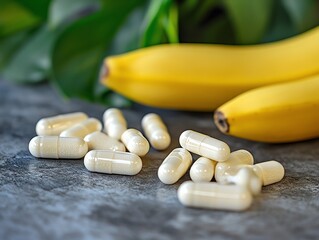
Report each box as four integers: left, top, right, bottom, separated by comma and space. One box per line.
1, 0, 319, 106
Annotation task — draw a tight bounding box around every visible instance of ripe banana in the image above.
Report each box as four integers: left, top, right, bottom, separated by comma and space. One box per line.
100, 26, 319, 111
214, 75, 319, 143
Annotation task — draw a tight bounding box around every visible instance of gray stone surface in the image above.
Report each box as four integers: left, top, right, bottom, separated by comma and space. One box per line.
0, 80, 318, 240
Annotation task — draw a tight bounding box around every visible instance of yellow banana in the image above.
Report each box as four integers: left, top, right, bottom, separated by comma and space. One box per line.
214, 75, 319, 143
100, 26, 319, 111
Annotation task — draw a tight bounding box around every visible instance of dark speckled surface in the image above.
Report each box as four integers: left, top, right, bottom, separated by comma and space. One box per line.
0, 80, 318, 240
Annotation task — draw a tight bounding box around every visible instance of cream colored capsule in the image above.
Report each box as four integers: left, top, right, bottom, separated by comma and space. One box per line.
103, 108, 127, 140
179, 130, 230, 162
158, 148, 192, 184
60, 118, 102, 138
84, 150, 142, 175
178, 181, 253, 211
84, 131, 125, 151
215, 149, 254, 183
29, 136, 88, 159
226, 167, 262, 195
141, 113, 171, 150
252, 161, 285, 186
36, 112, 88, 136
121, 129, 149, 156
190, 157, 216, 182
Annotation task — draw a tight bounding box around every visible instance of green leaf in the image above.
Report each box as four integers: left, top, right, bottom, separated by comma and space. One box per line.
52, 0, 146, 103
262, 1, 297, 43
187, 0, 219, 28
140, 0, 168, 47
179, 0, 198, 15
200, 16, 236, 44
0, 30, 31, 70
223, 0, 274, 44
0, 0, 40, 37
178, 1, 235, 44
48, 0, 100, 28
2, 25, 57, 83
108, 5, 148, 55
281, 0, 319, 32
15, 0, 52, 20
164, 1, 179, 43
140, 0, 179, 47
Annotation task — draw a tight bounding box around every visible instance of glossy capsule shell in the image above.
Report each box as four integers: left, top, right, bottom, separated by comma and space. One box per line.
252, 160, 285, 186
226, 167, 262, 196
121, 129, 149, 156
84, 131, 125, 151
103, 108, 127, 140
158, 148, 192, 184
60, 118, 102, 138
29, 136, 88, 159
84, 150, 142, 175
178, 181, 253, 211
179, 130, 230, 162
215, 149, 254, 183
36, 112, 88, 136
190, 157, 216, 182
141, 113, 171, 150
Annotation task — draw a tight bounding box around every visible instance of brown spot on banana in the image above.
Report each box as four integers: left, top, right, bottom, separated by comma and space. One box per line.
214, 111, 230, 133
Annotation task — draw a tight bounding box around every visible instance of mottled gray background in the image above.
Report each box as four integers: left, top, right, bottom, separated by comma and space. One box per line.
0, 80, 318, 240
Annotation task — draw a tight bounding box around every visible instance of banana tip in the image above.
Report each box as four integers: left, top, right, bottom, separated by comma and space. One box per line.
99, 62, 109, 83
214, 111, 229, 133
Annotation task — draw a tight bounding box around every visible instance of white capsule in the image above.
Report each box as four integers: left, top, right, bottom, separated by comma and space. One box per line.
84, 131, 125, 151
103, 108, 127, 140
121, 129, 149, 156
225, 167, 262, 195
141, 113, 171, 150
215, 149, 254, 183
158, 148, 192, 184
190, 157, 216, 182
179, 130, 230, 162
36, 112, 88, 136
29, 136, 88, 159
252, 161, 285, 186
178, 181, 253, 211
60, 118, 102, 138
84, 150, 142, 175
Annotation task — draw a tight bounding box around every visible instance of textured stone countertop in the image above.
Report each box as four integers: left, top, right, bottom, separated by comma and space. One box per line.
0, 80, 318, 240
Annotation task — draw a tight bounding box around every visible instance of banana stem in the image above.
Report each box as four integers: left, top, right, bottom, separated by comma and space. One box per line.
99, 63, 108, 82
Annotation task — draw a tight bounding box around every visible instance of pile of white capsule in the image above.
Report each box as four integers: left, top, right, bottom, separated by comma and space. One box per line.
161, 130, 285, 211
29, 109, 170, 175
29, 109, 285, 212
